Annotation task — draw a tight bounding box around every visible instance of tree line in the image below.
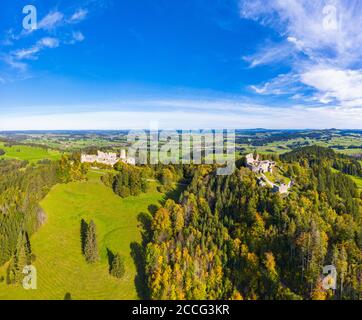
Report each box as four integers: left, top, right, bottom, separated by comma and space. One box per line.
0, 156, 87, 285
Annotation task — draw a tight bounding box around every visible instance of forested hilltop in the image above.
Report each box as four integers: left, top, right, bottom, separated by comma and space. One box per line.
145, 146, 362, 300
0, 145, 361, 300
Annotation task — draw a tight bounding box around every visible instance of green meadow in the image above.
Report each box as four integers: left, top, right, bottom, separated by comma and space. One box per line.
0, 142, 62, 163
0, 170, 163, 300
330, 168, 362, 191
237, 135, 362, 156
349, 175, 362, 190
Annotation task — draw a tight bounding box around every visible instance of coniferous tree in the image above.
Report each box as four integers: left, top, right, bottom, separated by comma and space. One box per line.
7, 231, 32, 284
110, 253, 126, 278
84, 220, 99, 264
64, 292, 72, 300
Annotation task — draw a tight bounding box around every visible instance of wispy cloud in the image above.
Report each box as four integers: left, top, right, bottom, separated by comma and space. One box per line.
0, 6, 90, 82
69, 9, 88, 23
240, 0, 362, 108
71, 31, 85, 43
249, 73, 303, 96
38, 11, 64, 30
22, 8, 86, 35
243, 41, 295, 68
13, 37, 60, 60
2, 55, 27, 71
1, 100, 362, 130
240, 0, 362, 64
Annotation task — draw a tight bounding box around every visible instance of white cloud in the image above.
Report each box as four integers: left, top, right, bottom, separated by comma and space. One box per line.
287, 36, 304, 50
2, 55, 27, 71
2, 6, 89, 73
13, 47, 39, 60
38, 37, 60, 48
301, 67, 362, 106
72, 31, 85, 43
20, 8, 87, 36
240, 0, 362, 108
249, 73, 301, 96
240, 0, 362, 63
13, 37, 59, 60
1, 105, 362, 130
0, 5, 95, 85
69, 9, 88, 23
38, 11, 64, 30
1, 96, 362, 130
243, 41, 295, 68
2, 9, 88, 71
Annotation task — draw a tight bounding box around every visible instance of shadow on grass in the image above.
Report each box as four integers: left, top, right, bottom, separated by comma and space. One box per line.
130, 209, 154, 300
106, 248, 115, 273
130, 241, 150, 300
147, 204, 159, 215
161, 180, 188, 204
80, 219, 88, 254
138, 212, 153, 246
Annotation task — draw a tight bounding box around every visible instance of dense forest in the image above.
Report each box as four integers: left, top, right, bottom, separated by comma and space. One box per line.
101, 162, 186, 197
145, 146, 362, 300
281, 145, 362, 178
101, 162, 149, 198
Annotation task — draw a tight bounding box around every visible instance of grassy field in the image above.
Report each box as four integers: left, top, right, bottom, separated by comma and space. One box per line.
15, 133, 128, 151
264, 168, 291, 185
331, 168, 362, 191
0, 170, 163, 300
0, 142, 62, 163
238, 135, 362, 156
349, 175, 362, 190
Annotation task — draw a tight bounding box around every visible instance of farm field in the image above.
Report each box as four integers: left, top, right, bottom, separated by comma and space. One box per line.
11, 133, 127, 151
0, 142, 62, 163
2, 130, 362, 158
0, 170, 163, 300
236, 134, 362, 156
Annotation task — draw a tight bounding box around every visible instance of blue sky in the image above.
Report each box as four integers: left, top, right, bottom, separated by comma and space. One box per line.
1, 0, 362, 129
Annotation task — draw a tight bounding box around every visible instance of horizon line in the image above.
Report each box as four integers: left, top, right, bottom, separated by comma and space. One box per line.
1, 128, 361, 132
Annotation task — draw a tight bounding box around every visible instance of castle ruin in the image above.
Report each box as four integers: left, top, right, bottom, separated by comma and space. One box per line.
246, 153, 275, 174
81, 150, 136, 166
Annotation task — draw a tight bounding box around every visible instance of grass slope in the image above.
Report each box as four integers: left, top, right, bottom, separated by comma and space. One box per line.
0, 142, 61, 163
0, 170, 163, 300
349, 175, 362, 190
330, 168, 362, 191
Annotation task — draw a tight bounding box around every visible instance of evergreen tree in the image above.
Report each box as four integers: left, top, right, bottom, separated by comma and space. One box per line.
64, 292, 72, 300
7, 231, 32, 284
84, 220, 99, 263
110, 253, 126, 278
